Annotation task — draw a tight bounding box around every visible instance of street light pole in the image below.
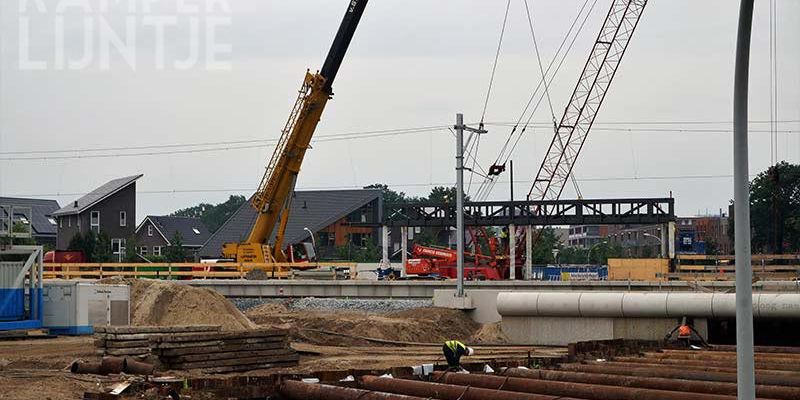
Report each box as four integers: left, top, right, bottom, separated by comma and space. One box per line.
642, 233, 664, 258
454, 113, 486, 298
733, 0, 756, 398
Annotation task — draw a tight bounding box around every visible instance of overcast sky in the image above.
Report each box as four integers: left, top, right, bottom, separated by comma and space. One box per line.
1, 0, 798, 222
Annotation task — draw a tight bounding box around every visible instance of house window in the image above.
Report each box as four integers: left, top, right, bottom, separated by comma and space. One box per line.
90, 211, 100, 232
350, 233, 371, 248
153, 246, 161, 256
120, 211, 127, 227
59, 217, 62, 228
147, 225, 153, 237
111, 238, 126, 255
192, 227, 200, 235
140, 246, 148, 255
68, 216, 71, 227
48, 217, 57, 226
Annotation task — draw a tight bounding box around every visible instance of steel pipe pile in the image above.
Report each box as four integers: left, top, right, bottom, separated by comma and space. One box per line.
499, 367, 800, 400
360, 376, 582, 400
280, 380, 426, 400
430, 371, 742, 400
559, 362, 800, 387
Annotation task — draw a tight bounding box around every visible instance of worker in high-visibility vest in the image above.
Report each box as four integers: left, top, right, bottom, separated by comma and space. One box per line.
665, 317, 707, 348
442, 340, 474, 370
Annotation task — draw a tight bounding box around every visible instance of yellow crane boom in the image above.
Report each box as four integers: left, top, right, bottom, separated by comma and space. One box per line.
223, 0, 369, 263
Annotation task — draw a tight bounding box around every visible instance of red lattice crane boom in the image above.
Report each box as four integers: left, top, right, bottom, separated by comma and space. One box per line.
528, 0, 648, 202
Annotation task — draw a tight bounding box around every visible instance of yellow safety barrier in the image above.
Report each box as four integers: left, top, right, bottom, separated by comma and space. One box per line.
43, 262, 357, 280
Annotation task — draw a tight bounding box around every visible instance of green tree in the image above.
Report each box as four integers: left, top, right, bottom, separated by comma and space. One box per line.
746, 162, 800, 253
68, 231, 97, 261
334, 235, 380, 263
427, 186, 470, 203
165, 232, 188, 262
364, 183, 408, 205
92, 233, 113, 263
171, 195, 246, 233
10, 222, 37, 245
124, 236, 141, 262
704, 239, 720, 256
530, 227, 559, 264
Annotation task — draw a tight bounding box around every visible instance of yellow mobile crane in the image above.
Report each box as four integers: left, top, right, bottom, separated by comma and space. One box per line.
223, 0, 369, 264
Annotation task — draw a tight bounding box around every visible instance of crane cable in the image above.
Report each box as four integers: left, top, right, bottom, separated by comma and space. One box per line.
479, 0, 513, 129
476, 0, 599, 200
524, 0, 557, 127
524, 0, 582, 199
488, 0, 596, 169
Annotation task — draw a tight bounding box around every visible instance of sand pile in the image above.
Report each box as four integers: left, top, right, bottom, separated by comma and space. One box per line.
246, 304, 502, 346
102, 278, 256, 331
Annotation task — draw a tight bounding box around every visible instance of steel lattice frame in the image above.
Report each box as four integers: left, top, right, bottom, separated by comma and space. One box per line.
528, 0, 648, 202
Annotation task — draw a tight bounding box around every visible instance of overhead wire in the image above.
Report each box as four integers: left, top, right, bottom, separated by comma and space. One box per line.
0, 126, 450, 161
0, 125, 450, 156
524, 0, 557, 126
479, 0, 512, 127
475, 0, 600, 200
3, 119, 797, 157
14, 173, 755, 199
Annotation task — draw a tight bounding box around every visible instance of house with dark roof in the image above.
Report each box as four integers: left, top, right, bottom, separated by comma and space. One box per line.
0, 197, 60, 246
135, 216, 211, 260
52, 175, 143, 254
199, 189, 382, 259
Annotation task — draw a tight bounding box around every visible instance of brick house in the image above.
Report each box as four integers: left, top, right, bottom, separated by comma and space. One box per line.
52, 175, 142, 257
135, 216, 211, 260
199, 189, 382, 260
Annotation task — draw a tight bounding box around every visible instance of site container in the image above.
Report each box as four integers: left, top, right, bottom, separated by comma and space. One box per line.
42, 281, 130, 335
0, 262, 27, 321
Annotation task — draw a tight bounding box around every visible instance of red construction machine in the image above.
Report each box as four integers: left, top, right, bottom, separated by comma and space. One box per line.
404, 228, 524, 280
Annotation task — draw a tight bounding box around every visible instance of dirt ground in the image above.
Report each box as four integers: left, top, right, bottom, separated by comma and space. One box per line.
246, 301, 509, 346
0, 337, 99, 400
105, 278, 256, 331
0, 280, 557, 398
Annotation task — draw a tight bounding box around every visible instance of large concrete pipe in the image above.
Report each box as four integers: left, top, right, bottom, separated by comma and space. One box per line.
430, 371, 742, 400
497, 292, 800, 318
499, 367, 800, 400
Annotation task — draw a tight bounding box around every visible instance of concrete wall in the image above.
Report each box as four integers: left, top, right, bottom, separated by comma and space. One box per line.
501, 316, 708, 346
434, 289, 502, 324
608, 258, 669, 281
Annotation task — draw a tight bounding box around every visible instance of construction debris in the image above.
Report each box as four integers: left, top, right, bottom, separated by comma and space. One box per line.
70, 356, 154, 376
151, 328, 298, 373
94, 325, 222, 358
93, 325, 298, 373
